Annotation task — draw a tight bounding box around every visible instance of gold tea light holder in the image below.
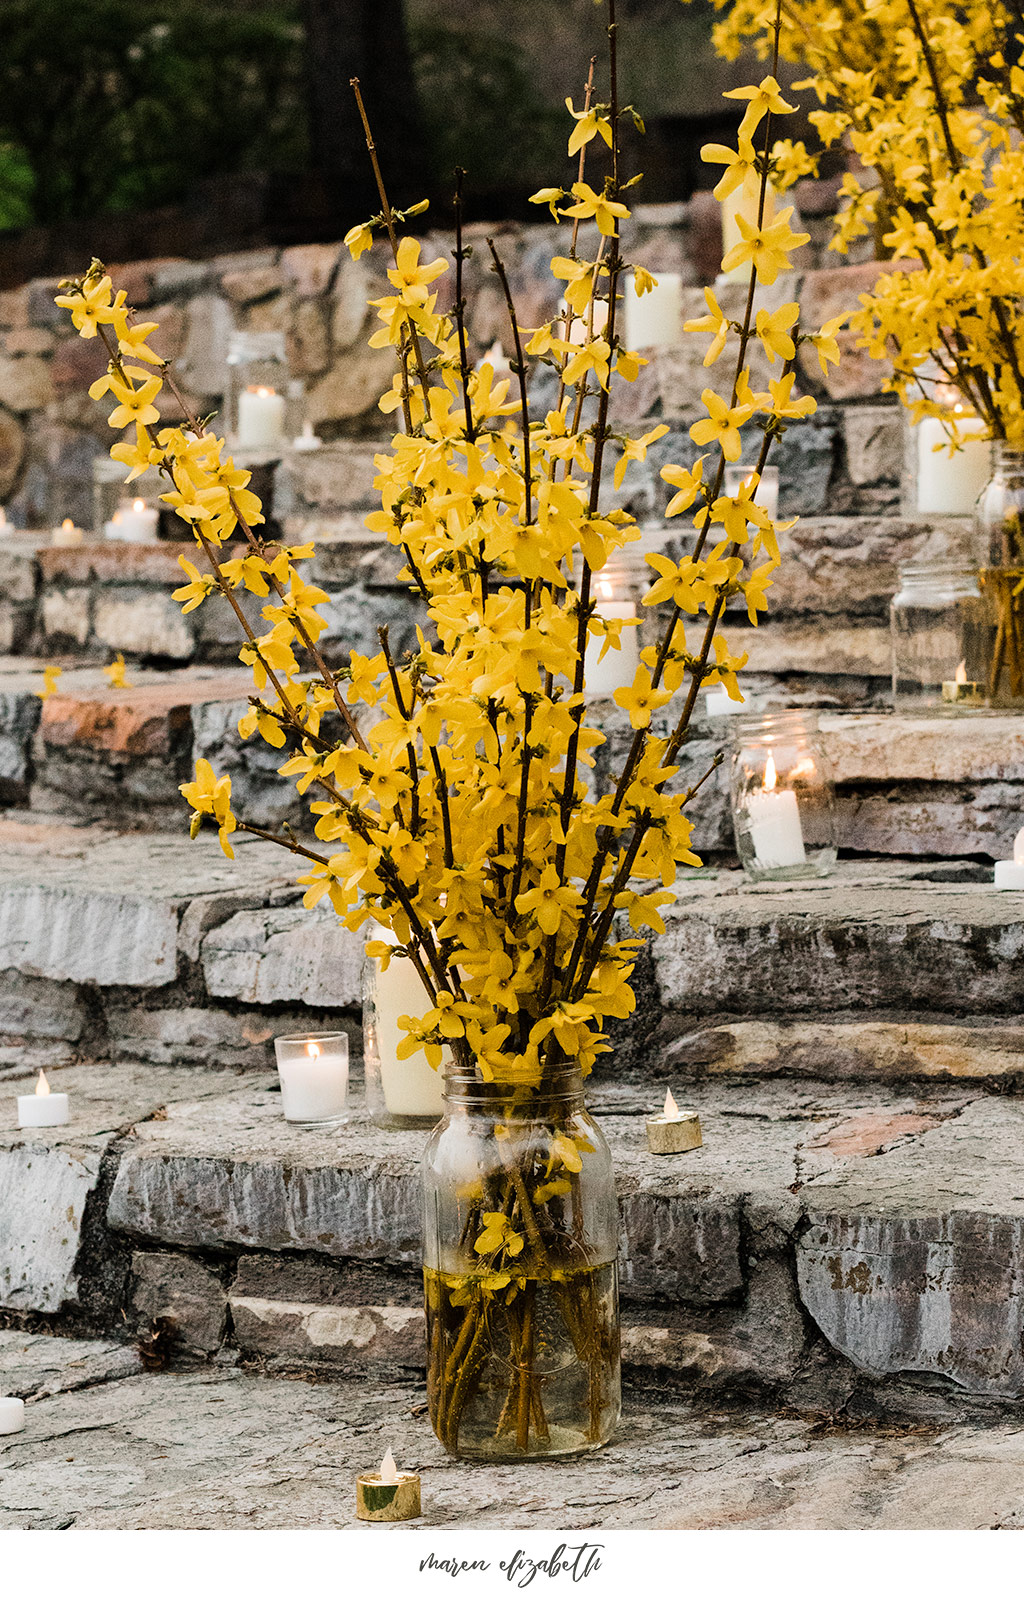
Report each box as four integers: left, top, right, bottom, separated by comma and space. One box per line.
646, 1088, 702, 1154
356, 1448, 421, 1522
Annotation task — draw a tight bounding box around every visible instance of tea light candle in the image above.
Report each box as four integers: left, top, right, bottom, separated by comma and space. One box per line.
995, 826, 1024, 889
368, 930, 445, 1120
705, 686, 745, 718
52, 518, 84, 548
646, 1088, 702, 1154
746, 752, 806, 870
724, 463, 779, 522
274, 1033, 349, 1126
941, 659, 983, 706
915, 410, 990, 515
237, 385, 286, 449
111, 498, 158, 543
0, 1398, 25, 1435
624, 272, 684, 349
356, 1449, 421, 1522
291, 421, 323, 452
17, 1069, 69, 1128
585, 574, 640, 697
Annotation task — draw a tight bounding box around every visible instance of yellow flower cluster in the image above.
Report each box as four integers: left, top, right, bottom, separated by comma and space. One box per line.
707, 0, 1024, 448
54, 35, 841, 1091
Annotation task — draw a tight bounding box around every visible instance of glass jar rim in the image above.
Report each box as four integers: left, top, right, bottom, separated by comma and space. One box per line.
728, 707, 819, 742
443, 1065, 584, 1109
896, 558, 980, 580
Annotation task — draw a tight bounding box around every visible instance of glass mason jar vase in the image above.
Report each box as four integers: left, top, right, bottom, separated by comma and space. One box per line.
362, 929, 446, 1129
890, 560, 988, 714
976, 443, 1024, 707
730, 709, 838, 882
422, 1064, 621, 1461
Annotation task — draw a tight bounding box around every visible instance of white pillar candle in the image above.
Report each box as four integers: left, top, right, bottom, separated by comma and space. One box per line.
724, 464, 779, 522
17, 1069, 69, 1128
746, 752, 806, 870
720, 173, 776, 283
274, 1033, 349, 1125
369, 930, 445, 1119
705, 687, 746, 718
916, 414, 991, 515
51, 518, 84, 548
585, 575, 640, 697
624, 272, 684, 349
109, 498, 158, 543
237, 385, 286, 448
995, 826, 1024, 889
0, 1398, 25, 1434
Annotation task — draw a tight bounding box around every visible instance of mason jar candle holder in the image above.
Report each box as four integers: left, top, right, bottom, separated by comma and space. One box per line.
227, 332, 290, 452
730, 709, 838, 882
583, 547, 654, 699
890, 560, 988, 714
274, 1032, 349, 1127
724, 462, 779, 522
363, 927, 446, 1129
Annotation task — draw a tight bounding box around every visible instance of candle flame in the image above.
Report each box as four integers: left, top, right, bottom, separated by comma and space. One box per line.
61, 518, 73, 532
663, 1087, 679, 1118
596, 577, 615, 601
763, 751, 778, 792
955, 659, 967, 686
1014, 826, 1024, 867
0, 508, 7, 527
306, 1040, 322, 1060
379, 1448, 399, 1483
36, 1069, 50, 1098
248, 384, 276, 397
112, 512, 122, 524
132, 498, 146, 514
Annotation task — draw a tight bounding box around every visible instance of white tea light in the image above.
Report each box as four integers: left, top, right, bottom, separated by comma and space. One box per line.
995, 826, 1024, 889
0, 1397, 25, 1435
724, 463, 779, 522
274, 1033, 349, 1125
110, 498, 158, 543
52, 518, 84, 548
291, 421, 323, 453
747, 752, 806, 870
705, 687, 745, 718
237, 385, 286, 449
17, 1069, 69, 1128
646, 1088, 702, 1154
941, 659, 983, 706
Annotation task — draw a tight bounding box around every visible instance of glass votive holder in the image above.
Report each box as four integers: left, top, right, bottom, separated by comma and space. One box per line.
724, 463, 779, 521
363, 930, 445, 1130
730, 709, 838, 883
274, 1032, 349, 1127
228, 331, 290, 451
890, 559, 988, 713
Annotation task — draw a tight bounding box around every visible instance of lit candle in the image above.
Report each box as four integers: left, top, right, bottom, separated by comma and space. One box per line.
941, 658, 983, 706
995, 826, 1024, 889
646, 1088, 703, 1154
585, 573, 640, 698
291, 420, 322, 453
623, 272, 684, 349
51, 518, 84, 548
0, 508, 7, 532
724, 463, 779, 522
475, 339, 512, 375
237, 385, 286, 449
0, 1398, 25, 1435
746, 751, 807, 870
915, 405, 991, 515
109, 498, 158, 543
274, 1033, 349, 1126
17, 1069, 69, 1128
366, 929, 445, 1122
560, 298, 609, 348
705, 686, 746, 718
720, 173, 776, 283
356, 1448, 421, 1522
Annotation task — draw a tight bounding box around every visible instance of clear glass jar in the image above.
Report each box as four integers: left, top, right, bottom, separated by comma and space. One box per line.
976, 444, 1024, 706
227, 331, 291, 452
363, 930, 446, 1130
730, 709, 838, 882
584, 554, 643, 698
890, 560, 988, 713
422, 1063, 621, 1461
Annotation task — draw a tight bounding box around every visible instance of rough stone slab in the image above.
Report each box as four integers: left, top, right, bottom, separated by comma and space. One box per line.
797, 1097, 1024, 1397
5, 1351, 1024, 1527
129, 1251, 227, 1353
0, 823, 288, 987
654, 862, 1024, 1018
231, 1294, 425, 1368
0, 1330, 142, 1399
201, 904, 363, 1008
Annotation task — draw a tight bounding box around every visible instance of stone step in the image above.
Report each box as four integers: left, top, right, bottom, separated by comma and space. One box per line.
4, 1329, 1024, 1528
2, 823, 1024, 1080
6, 1062, 1024, 1415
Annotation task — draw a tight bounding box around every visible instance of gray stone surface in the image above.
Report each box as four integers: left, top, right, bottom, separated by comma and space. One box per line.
130, 1251, 227, 1354
201, 904, 363, 1008
4, 1339, 1024, 1528
0, 1330, 142, 1399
